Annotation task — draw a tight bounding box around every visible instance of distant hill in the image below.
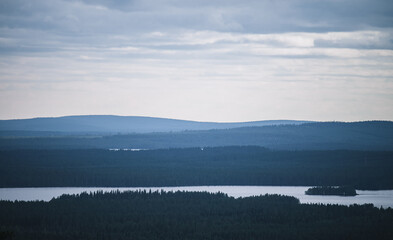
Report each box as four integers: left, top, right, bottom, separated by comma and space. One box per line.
0, 121, 392, 151
0, 115, 310, 135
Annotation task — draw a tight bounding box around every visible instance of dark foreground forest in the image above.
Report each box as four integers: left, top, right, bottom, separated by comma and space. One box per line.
0, 191, 392, 240
1, 147, 393, 189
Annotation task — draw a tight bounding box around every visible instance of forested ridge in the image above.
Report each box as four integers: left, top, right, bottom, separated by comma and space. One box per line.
1, 147, 392, 189
1, 121, 392, 150
0, 191, 392, 240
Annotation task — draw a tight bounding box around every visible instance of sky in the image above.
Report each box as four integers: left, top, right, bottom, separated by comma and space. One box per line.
0, 0, 392, 122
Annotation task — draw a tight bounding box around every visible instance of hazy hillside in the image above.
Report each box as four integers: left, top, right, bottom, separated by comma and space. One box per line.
1, 121, 392, 151
0, 115, 310, 135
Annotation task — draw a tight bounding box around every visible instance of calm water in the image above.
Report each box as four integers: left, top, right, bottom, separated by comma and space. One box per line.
0, 186, 392, 208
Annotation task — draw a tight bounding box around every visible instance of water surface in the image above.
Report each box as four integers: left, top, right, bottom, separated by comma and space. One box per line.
0, 186, 392, 208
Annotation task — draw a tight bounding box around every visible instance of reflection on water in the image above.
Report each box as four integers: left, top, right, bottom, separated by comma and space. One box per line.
0, 186, 392, 208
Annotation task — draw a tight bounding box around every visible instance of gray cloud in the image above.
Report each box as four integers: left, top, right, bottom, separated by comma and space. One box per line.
0, 0, 392, 121
1, 0, 393, 35
71, 0, 393, 32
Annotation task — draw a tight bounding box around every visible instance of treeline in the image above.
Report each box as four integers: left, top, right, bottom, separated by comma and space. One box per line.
1, 147, 392, 189
0, 191, 392, 240
1, 121, 392, 150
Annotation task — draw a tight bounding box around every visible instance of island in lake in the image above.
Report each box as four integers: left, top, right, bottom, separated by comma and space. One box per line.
305, 186, 357, 196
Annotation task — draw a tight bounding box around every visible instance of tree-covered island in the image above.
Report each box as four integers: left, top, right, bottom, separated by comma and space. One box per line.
305, 186, 357, 196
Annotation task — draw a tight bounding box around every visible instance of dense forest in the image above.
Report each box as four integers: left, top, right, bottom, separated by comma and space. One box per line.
1, 121, 393, 150
0, 191, 392, 240
1, 147, 392, 189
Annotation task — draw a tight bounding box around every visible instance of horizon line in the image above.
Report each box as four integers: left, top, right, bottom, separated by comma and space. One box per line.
0, 114, 392, 124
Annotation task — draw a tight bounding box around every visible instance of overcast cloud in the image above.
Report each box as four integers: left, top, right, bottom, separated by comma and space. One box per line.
0, 0, 392, 121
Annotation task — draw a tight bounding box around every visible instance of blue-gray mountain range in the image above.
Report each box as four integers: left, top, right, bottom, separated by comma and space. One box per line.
0, 116, 392, 150
0, 115, 311, 135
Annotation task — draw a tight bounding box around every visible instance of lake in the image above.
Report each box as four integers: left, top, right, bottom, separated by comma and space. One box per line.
0, 186, 392, 208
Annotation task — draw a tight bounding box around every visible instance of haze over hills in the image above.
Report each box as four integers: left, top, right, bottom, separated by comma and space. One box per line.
0, 115, 311, 135
0, 120, 392, 151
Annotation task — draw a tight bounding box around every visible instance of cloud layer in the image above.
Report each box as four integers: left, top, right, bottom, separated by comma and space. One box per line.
0, 0, 392, 121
